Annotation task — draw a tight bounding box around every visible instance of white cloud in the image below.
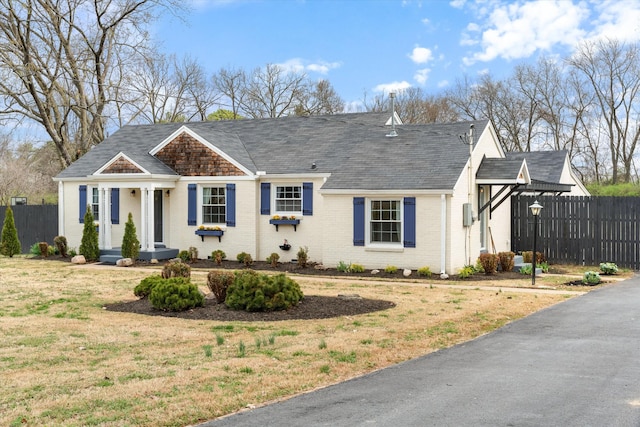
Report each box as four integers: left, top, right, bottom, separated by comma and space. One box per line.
450, 0, 466, 9
462, 0, 589, 64
374, 81, 412, 94
589, 1, 640, 43
409, 46, 434, 64
275, 58, 341, 75
437, 80, 450, 88
414, 68, 431, 84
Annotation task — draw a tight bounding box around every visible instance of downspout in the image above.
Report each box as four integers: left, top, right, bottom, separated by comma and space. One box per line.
440, 194, 447, 275
467, 124, 474, 265
57, 181, 64, 237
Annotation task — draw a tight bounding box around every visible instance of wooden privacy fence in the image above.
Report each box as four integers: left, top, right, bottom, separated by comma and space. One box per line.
511, 195, 640, 270
0, 205, 58, 254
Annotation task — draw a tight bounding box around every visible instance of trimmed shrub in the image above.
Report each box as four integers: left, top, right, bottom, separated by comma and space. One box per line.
189, 247, 198, 262
79, 206, 99, 262
266, 252, 280, 267
225, 271, 303, 312
54, 236, 68, 257
149, 278, 204, 311
39, 242, 49, 257
417, 266, 432, 277
1, 206, 21, 257
522, 251, 545, 265
478, 253, 499, 274
212, 249, 226, 265
121, 213, 140, 261
600, 262, 618, 275
236, 252, 250, 263
162, 259, 191, 279
297, 246, 309, 268
178, 250, 191, 263
498, 251, 515, 272
134, 275, 164, 299
207, 270, 235, 303
243, 253, 253, 267
583, 271, 602, 285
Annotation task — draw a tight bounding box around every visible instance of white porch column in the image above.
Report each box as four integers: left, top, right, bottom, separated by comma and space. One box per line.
57, 181, 64, 237
142, 188, 155, 252
101, 188, 112, 249
440, 194, 447, 275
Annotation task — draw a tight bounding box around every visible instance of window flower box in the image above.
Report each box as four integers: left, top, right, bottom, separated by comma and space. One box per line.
195, 228, 224, 242
269, 218, 300, 231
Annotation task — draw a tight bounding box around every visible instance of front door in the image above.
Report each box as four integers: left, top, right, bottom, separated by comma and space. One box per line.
154, 190, 163, 243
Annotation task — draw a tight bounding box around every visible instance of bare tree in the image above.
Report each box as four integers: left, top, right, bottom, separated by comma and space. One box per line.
240, 64, 307, 118
294, 79, 344, 116
0, 0, 182, 168
212, 67, 247, 120
568, 39, 640, 183
363, 88, 458, 124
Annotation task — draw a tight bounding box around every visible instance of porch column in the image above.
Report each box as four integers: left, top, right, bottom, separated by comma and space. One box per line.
101, 187, 112, 249
141, 187, 155, 252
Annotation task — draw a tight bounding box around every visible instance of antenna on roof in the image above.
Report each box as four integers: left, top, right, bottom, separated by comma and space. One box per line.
386, 92, 398, 138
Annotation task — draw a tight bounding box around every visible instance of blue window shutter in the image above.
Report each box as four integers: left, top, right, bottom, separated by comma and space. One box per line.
111, 188, 120, 225
404, 197, 416, 248
188, 184, 197, 226
303, 182, 313, 216
226, 183, 236, 227
260, 183, 271, 215
353, 197, 365, 246
79, 185, 87, 223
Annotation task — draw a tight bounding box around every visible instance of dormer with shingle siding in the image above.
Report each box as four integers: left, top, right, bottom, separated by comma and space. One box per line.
101, 155, 145, 174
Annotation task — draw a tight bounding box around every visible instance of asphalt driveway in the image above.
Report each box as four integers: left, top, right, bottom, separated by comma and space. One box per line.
198, 275, 640, 427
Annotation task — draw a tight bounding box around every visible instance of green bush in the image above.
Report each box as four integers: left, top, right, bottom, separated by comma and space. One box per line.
297, 246, 309, 268
337, 261, 349, 272
384, 265, 398, 274
266, 252, 280, 267
29, 243, 40, 256
54, 236, 68, 257
417, 266, 432, 277
178, 250, 191, 263
79, 206, 99, 262
134, 275, 164, 299
498, 251, 515, 272
458, 265, 475, 279
600, 262, 618, 275
211, 249, 226, 265
583, 271, 602, 285
478, 253, 499, 274
207, 270, 235, 303
349, 263, 365, 273
236, 252, 250, 263
121, 213, 140, 261
149, 278, 204, 312
162, 259, 191, 279
1, 206, 21, 257
538, 262, 549, 273
519, 264, 533, 275
225, 271, 303, 312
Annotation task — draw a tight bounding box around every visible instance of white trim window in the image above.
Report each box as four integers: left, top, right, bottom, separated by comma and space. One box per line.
275, 185, 302, 214
202, 187, 226, 224
369, 200, 401, 244
90, 187, 100, 220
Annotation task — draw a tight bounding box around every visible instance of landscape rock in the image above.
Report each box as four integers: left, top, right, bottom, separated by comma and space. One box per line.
440, 273, 449, 279
71, 255, 86, 264
371, 269, 380, 275
403, 269, 412, 277
150, 259, 159, 264
116, 258, 133, 267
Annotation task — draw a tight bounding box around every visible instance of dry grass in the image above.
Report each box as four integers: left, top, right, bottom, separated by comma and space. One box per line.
0, 258, 611, 426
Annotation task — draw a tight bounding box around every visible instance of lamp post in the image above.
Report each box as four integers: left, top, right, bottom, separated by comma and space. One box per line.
529, 200, 543, 286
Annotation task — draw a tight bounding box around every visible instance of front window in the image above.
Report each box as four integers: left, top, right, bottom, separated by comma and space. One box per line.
91, 187, 99, 220
370, 200, 401, 243
202, 187, 226, 224
275, 185, 301, 213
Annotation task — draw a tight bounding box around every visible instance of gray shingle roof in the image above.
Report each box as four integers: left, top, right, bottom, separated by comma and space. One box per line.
506, 150, 568, 184
56, 113, 490, 191
476, 158, 526, 182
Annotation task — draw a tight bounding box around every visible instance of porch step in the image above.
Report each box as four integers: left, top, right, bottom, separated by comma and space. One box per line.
99, 246, 179, 264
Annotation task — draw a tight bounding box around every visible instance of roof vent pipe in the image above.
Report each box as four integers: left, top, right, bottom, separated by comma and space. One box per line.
386, 92, 398, 138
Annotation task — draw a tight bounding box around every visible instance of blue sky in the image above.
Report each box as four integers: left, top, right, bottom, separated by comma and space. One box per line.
154, 0, 640, 110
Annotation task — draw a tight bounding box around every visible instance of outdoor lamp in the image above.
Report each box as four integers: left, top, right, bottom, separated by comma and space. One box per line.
529, 200, 543, 286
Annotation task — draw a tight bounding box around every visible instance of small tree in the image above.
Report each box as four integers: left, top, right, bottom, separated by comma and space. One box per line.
121, 212, 140, 261
79, 206, 99, 261
0, 206, 21, 257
